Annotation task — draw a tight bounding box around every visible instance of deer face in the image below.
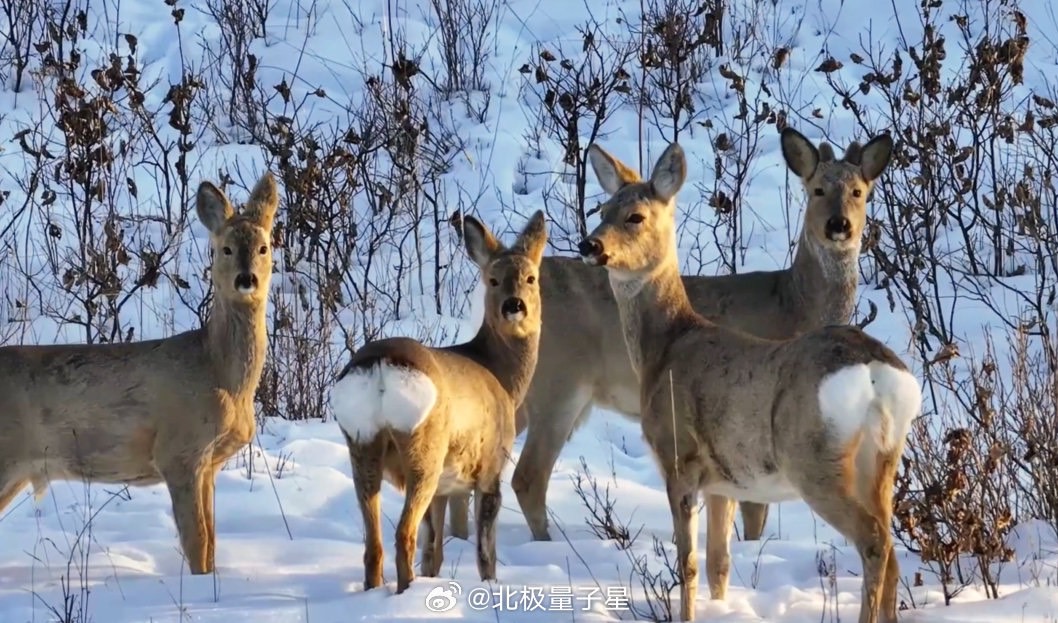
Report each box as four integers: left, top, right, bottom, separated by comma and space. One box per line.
196, 173, 279, 305
462, 210, 548, 339
781, 127, 894, 252
578, 143, 687, 277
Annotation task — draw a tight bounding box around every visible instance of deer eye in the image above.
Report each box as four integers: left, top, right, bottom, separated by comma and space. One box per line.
223, 246, 233, 255
626, 213, 645, 224
489, 278, 499, 287
258, 245, 268, 255
852, 189, 863, 198
527, 275, 536, 284
814, 188, 825, 196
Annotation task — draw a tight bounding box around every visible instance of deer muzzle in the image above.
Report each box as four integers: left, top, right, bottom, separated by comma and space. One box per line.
577, 237, 607, 266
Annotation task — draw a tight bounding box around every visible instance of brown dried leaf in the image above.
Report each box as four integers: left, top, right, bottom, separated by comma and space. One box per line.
771, 47, 789, 70
815, 57, 844, 73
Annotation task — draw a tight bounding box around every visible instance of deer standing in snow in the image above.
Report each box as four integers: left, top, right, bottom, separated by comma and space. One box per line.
577, 141, 920, 623
330, 211, 547, 593
450, 127, 894, 543
0, 173, 279, 575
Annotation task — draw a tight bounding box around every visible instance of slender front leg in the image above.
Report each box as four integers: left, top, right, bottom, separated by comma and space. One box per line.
199, 462, 223, 573
348, 435, 385, 590
667, 477, 700, 622
706, 495, 736, 599
161, 460, 210, 575
739, 501, 769, 541
475, 478, 502, 581
421, 496, 447, 576
447, 492, 470, 539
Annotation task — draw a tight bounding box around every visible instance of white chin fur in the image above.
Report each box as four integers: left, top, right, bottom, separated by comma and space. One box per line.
504, 311, 526, 323
237, 285, 256, 295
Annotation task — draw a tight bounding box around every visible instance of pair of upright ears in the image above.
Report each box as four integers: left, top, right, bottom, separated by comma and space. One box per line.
455, 210, 549, 268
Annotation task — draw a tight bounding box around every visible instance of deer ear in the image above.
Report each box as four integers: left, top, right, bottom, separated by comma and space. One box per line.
462, 215, 503, 268
780, 127, 820, 179
196, 181, 235, 234
512, 210, 548, 266
859, 133, 894, 181
818, 143, 836, 162
587, 144, 641, 195
649, 143, 686, 201
242, 172, 280, 231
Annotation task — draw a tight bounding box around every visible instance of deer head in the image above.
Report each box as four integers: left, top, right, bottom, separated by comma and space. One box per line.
578, 143, 687, 278
462, 210, 548, 339
780, 127, 894, 252
196, 172, 279, 306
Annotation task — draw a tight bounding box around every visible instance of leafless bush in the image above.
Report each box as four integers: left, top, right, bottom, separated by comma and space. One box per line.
198, 0, 271, 141
694, 2, 799, 274
815, 545, 840, 623
571, 457, 640, 548
626, 0, 723, 141
427, 0, 499, 119
30, 483, 126, 623
518, 18, 636, 242
570, 459, 680, 622
892, 341, 1017, 602
0, 0, 40, 91
1, 0, 203, 350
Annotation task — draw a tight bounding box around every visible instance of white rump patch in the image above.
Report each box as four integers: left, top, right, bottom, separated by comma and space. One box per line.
329, 362, 438, 442
817, 362, 922, 451
866, 361, 922, 449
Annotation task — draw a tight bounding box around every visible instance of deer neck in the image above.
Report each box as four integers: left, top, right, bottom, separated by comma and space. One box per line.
205, 296, 269, 398
788, 231, 860, 326
467, 322, 541, 406
608, 252, 697, 380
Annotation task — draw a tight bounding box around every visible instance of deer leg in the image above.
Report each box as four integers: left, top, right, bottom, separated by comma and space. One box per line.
447, 492, 470, 539
198, 462, 222, 573
667, 475, 700, 622
739, 501, 769, 541
881, 546, 900, 623
798, 455, 891, 623
161, 459, 210, 574
395, 446, 443, 593
421, 495, 447, 577
475, 477, 502, 582
869, 454, 901, 623
512, 392, 590, 541
348, 435, 386, 590
706, 495, 736, 600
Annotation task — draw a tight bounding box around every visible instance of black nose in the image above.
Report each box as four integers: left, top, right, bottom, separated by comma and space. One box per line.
501, 298, 527, 316
234, 273, 257, 291
824, 216, 852, 237
578, 237, 603, 257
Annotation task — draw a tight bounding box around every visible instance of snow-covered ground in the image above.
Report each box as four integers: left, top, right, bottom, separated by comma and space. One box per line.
1, 0, 1057, 621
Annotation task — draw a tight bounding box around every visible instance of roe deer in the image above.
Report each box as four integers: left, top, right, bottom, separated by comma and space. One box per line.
0, 173, 280, 575
329, 211, 547, 593
578, 142, 920, 623
459, 127, 895, 543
